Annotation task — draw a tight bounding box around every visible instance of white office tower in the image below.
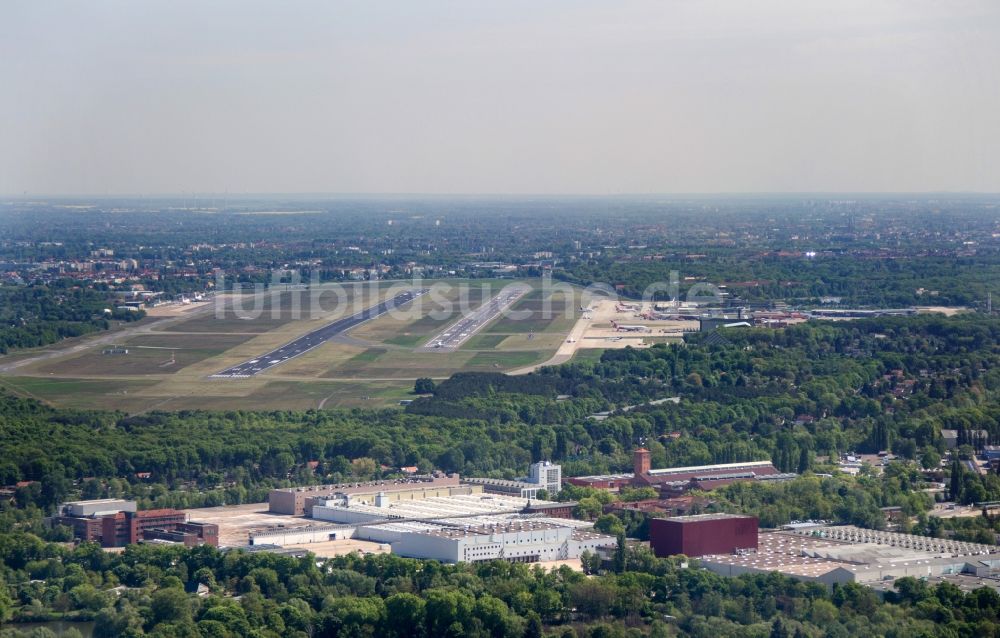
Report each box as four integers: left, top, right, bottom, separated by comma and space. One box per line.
529, 461, 562, 495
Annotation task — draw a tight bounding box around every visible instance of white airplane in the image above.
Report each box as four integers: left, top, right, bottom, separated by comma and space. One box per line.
611, 321, 651, 333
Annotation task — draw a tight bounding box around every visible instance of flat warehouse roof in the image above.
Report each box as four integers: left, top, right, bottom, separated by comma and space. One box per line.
701, 531, 1000, 583
663, 513, 756, 523
647, 461, 774, 476
315, 494, 551, 521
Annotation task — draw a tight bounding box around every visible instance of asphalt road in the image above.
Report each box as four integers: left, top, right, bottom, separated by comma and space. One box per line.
424, 285, 530, 350
212, 288, 428, 378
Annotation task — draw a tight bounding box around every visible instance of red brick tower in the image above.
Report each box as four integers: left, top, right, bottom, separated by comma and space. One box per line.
634, 447, 651, 475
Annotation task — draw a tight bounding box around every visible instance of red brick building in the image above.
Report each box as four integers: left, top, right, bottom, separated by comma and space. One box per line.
603, 495, 712, 517
143, 522, 220, 547
522, 501, 575, 518
56, 503, 218, 548
57, 516, 104, 543
99, 509, 189, 547
565, 449, 782, 496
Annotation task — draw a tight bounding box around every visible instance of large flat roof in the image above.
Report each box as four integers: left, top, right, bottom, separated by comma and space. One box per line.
357, 521, 443, 534
788, 525, 996, 556
650, 460, 774, 476
272, 475, 456, 495
700, 532, 858, 577
700, 531, 1000, 583
571, 460, 776, 483
464, 477, 539, 489
315, 494, 547, 521
422, 520, 568, 538
662, 513, 756, 523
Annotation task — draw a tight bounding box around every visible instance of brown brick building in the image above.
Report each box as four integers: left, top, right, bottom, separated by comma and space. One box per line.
55, 500, 218, 548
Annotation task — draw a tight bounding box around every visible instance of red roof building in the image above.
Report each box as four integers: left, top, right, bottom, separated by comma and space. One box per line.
566, 453, 784, 496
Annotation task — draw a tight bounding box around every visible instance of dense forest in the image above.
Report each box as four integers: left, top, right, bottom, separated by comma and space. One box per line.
557, 253, 1000, 307
5, 315, 1000, 633
5, 316, 1000, 522
3, 533, 1000, 637
0, 283, 144, 353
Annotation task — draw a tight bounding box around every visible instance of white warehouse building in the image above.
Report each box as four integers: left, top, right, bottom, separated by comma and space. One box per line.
393, 520, 614, 564
312, 493, 541, 525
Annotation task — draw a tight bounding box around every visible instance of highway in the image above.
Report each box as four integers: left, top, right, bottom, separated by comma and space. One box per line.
212, 288, 428, 378
424, 285, 530, 350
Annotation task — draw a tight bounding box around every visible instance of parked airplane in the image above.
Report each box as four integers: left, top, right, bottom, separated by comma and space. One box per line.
611, 320, 651, 333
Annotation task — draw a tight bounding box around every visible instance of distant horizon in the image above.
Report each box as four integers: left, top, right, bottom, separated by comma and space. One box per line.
4, 190, 1000, 201
2, 1, 997, 195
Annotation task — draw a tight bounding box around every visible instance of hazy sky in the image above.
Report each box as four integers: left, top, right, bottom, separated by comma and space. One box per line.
2, 1, 998, 195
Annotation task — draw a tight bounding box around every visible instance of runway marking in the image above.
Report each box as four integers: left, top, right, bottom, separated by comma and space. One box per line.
423, 285, 530, 351
211, 289, 428, 378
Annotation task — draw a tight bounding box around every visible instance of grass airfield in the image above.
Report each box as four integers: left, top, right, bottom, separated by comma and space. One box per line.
0, 279, 598, 412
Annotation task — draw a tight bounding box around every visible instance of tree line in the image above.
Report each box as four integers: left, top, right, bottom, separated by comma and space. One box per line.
4, 533, 1000, 637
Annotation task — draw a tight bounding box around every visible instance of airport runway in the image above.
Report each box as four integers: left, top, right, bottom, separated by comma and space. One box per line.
212, 288, 428, 378
424, 285, 530, 350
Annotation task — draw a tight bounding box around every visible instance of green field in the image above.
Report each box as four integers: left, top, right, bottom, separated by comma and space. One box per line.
466, 351, 546, 369
0, 376, 162, 411
0, 375, 414, 412
161, 284, 392, 333
382, 334, 427, 347
461, 333, 506, 349
348, 348, 388, 364
31, 333, 254, 377
321, 349, 477, 379
147, 379, 414, 411
482, 289, 578, 334
570, 348, 606, 364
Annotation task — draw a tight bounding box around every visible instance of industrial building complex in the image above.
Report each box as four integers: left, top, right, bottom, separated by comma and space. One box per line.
255, 459, 798, 565
566, 448, 792, 495
393, 520, 612, 564
65, 454, 997, 592
651, 514, 1000, 592
54, 499, 218, 548
257, 463, 613, 564
463, 460, 563, 499
701, 526, 1000, 589
268, 473, 469, 516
